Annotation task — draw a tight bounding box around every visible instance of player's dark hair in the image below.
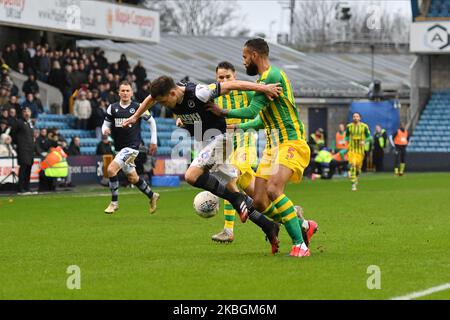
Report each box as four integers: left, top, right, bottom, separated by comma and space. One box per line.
353, 112, 361, 117
216, 61, 235, 72
244, 38, 269, 56
150, 76, 176, 98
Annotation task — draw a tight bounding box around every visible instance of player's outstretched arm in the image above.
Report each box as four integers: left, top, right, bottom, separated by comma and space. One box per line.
207, 95, 265, 120
102, 104, 113, 136
220, 80, 281, 100
236, 115, 264, 131
146, 112, 158, 155
122, 94, 155, 127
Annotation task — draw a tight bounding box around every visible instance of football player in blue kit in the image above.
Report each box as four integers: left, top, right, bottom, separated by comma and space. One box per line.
122, 76, 282, 253
103, 81, 159, 214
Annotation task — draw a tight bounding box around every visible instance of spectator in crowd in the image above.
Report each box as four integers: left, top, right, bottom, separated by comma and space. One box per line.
96, 135, 114, 155
2, 45, 14, 69
135, 79, 150, 103
16, 62, 25, 75
4, 95, 21, 117
110, 62, 120, 76
9, 106, 35, 193
95, 50, 109, 70
73, 90, 92, 130
67, 136, 81, 156
91, 98, 107, 140
18, 43, 32, 72
46, 128, 59, 149
47, 127, 68, 152
34, 92, 45, 114
133, 60, 147, 88
72, 62, 87, 89
1, 42, 148, 119
86, 74, 96, 91
27, 40, 36, 59
1, 73, 15, 92
36, 47, 51, 82
62, 64, 75, 114
0, 86, 9, 107
22, 93, 40, 119
35, 128, 50, 157
1, 106, 9, 122
47, 60, 65, 92
0, 133, 16, 157
22, 73, 39, 95
7, 106, 18, 126
33, 128, 39, 139
0, 118, 10, 135
118, 54, 130, 77
372, 124, 388, 172
8, 43, 19, 70
87, 90, 99, 109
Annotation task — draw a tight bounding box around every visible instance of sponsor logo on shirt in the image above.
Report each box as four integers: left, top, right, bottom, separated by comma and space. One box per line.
178, 113, 201, 124
114, 118, 130, 128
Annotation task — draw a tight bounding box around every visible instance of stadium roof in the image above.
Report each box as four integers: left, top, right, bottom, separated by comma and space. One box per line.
77, 35, 413, 99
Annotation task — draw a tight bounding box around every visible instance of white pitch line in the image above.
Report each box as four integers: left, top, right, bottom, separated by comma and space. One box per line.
390, 282, 450, 300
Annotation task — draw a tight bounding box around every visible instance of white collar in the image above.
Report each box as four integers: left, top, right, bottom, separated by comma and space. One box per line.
119, 102, 131, 109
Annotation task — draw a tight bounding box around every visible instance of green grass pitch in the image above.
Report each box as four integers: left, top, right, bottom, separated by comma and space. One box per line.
0, 173, 449, 300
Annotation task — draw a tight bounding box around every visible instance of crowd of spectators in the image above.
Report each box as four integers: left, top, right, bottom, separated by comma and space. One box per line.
0, 40, 173, 172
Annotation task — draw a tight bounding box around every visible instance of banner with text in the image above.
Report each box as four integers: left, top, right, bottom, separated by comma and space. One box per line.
0, 0, 159, 44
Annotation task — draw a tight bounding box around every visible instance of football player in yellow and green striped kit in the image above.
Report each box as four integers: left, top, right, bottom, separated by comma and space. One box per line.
211, 61, 259, 243
209, 39, 318, 257
345, 112, 371, 191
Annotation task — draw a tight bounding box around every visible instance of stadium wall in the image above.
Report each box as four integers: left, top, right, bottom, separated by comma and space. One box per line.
430, 55, 450, 89
384, 152, 450, 172
409, 55, 431, 132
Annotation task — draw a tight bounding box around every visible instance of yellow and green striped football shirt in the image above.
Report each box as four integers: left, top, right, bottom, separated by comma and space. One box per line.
345, 122, 371, 154
215, 90, 255, 149
254, 66, 305, 146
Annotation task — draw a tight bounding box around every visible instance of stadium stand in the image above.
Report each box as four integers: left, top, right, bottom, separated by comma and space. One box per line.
33, 113, 178, 156
1, 35, 413, 156
77, 37, 413, 98
408, 89, 450, 152
428, 0, 450, 17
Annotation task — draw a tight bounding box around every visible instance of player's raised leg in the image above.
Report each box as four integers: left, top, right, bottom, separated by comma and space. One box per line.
185, 165, 248, 217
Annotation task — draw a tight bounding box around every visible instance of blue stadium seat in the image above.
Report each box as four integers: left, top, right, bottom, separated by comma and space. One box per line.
158, 146, 172, 156
80, 146, 96, 155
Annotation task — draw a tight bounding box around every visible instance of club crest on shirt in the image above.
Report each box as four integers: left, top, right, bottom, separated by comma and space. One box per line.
130, 108, 135, 114
188, 100, 195, 108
